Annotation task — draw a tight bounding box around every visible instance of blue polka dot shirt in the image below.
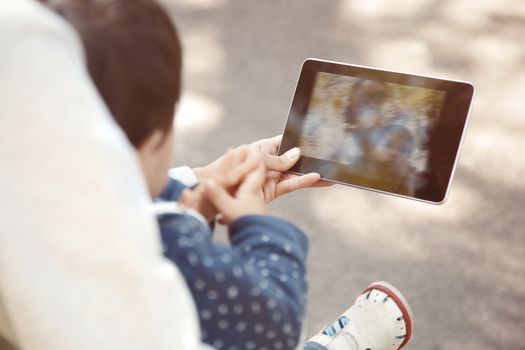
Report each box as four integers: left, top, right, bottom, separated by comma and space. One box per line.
157, 179, 309, 350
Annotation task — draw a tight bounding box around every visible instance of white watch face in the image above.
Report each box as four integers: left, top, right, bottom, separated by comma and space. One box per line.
168, 166, 199, 187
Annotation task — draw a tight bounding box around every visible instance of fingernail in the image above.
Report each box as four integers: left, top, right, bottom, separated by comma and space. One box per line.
284, 147, 300, 160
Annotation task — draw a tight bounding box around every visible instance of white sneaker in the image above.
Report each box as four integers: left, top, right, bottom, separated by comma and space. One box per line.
307, 281, 413, 350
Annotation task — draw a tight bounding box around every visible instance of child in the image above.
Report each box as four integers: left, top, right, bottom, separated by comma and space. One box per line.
44, 1, 414, 349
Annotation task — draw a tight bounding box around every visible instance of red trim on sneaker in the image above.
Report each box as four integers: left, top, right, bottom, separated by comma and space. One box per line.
363, 284, 412, 350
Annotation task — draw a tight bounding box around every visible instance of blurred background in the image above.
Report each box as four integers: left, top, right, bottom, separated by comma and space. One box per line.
165, 1, 524, 349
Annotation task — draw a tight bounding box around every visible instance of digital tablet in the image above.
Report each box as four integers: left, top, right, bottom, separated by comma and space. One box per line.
278, 59, 475, 204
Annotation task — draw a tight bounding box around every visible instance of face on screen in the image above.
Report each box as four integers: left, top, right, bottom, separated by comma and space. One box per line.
299, 73, 446, 197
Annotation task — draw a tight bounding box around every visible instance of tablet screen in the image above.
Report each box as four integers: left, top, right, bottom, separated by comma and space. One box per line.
279, 59, 474, 203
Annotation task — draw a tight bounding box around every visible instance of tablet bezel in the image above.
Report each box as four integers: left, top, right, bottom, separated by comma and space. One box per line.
278, 58, 475, 204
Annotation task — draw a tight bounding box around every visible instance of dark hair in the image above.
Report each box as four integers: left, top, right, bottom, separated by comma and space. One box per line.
43, 0, 183, 148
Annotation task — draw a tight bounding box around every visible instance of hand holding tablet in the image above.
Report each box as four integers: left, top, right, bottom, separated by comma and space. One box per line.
278, 59, 475, 204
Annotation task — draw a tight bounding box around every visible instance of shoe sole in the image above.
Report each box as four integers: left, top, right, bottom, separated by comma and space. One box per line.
363, 281, 414, 350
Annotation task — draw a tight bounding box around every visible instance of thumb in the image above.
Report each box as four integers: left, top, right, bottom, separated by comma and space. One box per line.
262, 147, 300, 172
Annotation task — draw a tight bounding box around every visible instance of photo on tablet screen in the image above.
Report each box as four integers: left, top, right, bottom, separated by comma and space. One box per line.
300, 73, 446, 198
279, 59, 475, 204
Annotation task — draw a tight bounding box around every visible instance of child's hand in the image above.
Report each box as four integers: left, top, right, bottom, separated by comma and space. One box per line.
203, 158, 266, 225
214, 147, 261, 190
178, 187, 216, 222
178, 148, 261, 222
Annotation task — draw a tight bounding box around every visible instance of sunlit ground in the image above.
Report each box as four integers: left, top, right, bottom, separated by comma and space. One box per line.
164, 0, 524, 349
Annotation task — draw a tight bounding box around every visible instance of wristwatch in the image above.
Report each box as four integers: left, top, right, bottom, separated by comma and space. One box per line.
168, 166, 200, 188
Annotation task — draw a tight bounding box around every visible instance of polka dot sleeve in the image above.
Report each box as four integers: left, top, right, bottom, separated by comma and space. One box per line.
158, 213, 309, 350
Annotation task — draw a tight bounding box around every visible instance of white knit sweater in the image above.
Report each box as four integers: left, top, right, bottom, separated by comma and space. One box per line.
0, 1, 207, 349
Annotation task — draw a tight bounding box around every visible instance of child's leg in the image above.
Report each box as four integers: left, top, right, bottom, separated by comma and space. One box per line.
306, 281, 413, 350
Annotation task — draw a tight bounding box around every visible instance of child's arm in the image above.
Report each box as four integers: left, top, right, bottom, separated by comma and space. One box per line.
159, 158, 308, 349
228, 214, 309, 346
158, 211, 308, 350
